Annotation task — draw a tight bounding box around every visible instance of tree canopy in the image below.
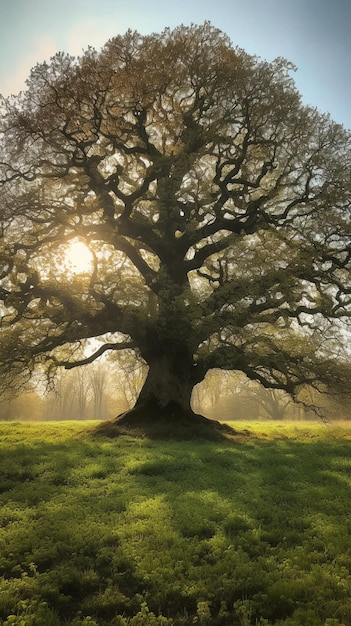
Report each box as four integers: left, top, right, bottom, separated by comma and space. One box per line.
1, 23, 351, 431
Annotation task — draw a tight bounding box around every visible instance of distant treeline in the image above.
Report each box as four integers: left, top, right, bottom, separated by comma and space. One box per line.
1, 366, 349, 422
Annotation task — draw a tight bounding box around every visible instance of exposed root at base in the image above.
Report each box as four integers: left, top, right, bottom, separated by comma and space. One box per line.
93, 403, 240, 440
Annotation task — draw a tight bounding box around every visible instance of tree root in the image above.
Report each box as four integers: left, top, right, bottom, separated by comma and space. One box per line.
93, 401, 239, 440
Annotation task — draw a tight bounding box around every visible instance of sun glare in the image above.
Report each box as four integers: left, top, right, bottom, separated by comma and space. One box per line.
65, 239, 94, 274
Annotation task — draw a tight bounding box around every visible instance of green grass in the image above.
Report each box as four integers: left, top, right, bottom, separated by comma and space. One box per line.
0, 420, 351, 625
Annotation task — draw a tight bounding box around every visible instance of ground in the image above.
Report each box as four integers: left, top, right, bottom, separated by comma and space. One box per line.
95, 403, 238, 440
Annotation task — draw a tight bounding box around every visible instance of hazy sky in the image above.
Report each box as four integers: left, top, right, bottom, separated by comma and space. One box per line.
0, 0, 350, 128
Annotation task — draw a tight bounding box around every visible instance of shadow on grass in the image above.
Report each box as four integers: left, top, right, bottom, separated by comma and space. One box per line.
0, 423, 351, 624
128, 435, 351, 540
116, 434, 351, 622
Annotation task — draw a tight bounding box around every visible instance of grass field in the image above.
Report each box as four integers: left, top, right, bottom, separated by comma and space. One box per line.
0, 420, 350, 625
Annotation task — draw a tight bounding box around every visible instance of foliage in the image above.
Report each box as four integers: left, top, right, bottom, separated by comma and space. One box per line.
0, 421, 351, 624
1, 23, 351, 417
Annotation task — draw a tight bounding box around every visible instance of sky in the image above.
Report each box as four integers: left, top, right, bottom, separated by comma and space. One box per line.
0, 0, 350, 128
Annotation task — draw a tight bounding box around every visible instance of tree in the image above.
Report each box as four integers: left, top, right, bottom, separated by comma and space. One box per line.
88, 361, 109, 420
1, 23, 351, 435
45, 363, 109, 420
0, 389, 44, 421
194, 370, 297, 421
255, 387, 292, 421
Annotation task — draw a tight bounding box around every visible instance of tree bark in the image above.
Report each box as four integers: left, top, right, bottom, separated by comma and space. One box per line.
119, 345, 199, 426
135, 354, 195, 415
94, 347, 237, 439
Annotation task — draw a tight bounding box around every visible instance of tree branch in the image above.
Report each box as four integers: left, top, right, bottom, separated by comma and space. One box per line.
58, 341, 136, 369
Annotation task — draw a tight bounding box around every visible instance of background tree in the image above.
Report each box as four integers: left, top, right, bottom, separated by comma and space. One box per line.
88, 361, 109, 420
45, 359, 121, 420
1, 23, 351, 433
0, 389, 44, 421
45, 369, 80, 420
195, 370, 297, 421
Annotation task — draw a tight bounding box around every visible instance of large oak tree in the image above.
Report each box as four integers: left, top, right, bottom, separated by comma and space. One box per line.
1, 23, 351, 432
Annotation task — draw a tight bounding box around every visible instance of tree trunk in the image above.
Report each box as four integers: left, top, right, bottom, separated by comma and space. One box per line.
118, 348, 199, 428
93, 348, 237, 439
136, 354, 195, 415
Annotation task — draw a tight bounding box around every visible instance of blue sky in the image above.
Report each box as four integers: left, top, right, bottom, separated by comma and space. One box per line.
0, 0, 350, 128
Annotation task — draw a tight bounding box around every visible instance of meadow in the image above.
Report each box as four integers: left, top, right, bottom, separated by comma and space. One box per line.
0, 420, 350, 625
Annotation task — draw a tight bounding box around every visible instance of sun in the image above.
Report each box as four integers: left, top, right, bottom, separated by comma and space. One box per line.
65, 239, 94, 274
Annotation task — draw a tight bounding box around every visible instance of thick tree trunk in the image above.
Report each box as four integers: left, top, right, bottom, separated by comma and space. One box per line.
118, 349, 199, 430
135, 354, 195, 416
94, 348, 236, 439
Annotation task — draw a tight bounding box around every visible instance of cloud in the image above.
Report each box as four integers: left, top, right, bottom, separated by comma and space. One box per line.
1, 34, 58, 97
